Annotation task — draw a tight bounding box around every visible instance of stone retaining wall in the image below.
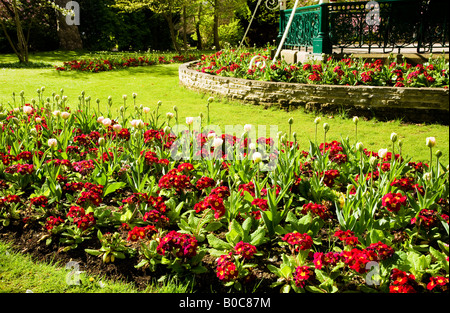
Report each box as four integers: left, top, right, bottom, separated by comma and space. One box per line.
179, 61, 449, 124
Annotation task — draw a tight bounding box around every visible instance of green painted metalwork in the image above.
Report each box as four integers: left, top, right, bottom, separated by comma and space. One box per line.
279, 0, 449, 54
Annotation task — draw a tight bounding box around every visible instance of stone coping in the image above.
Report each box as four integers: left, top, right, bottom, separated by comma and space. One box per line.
179, 61, 449, 124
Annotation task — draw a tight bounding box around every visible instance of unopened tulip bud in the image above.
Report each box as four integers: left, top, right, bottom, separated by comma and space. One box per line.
426, 137, 436, 148
356, 142, 364, 152
323, 123, 330, 132
390, 132, 398, 143
98, 137, 106, 147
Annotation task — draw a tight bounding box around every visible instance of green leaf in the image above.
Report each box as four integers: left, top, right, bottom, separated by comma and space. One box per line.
85, 249, 102, 256
206, 234, 233, 250
249, 226, 267, 246
103, 182, 127, 197
205, 221, 222, 232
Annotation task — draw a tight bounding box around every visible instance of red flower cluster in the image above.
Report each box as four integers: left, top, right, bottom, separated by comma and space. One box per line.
250, 198, 268, 219
301, 202, 332, 220
367, 241, 395, 260
156, 230, 198, 258
66, 206, 95, 230
45, 216, 64, 231
321, 169, 340, 187
389, 268, 418, 293
427, 276, 449, 292
340, 248, 378, 274
158, 168, 192, 191
143, 210, 169, 224
76, 182, 103, 207
216, 253, 239, 282
313, 251, 340, 270
194, 186, 229, 218
293, 265, 314, 288
234, 241, 257, 260
411, 208, 439, 228
282, 232, 313, 252
334, 229, 359, 247
196, 176, 215, 190
30, 195, 48, 208
127, 225, 157, 242
4, 163, 34, 175
0, 195, 21, 206
382, 192, 407, 213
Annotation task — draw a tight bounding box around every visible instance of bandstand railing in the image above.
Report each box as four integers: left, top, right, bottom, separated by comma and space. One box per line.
278, 0, 449, 54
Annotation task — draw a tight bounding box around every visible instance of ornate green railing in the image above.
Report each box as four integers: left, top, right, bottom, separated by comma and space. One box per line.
279, 0, 449, 54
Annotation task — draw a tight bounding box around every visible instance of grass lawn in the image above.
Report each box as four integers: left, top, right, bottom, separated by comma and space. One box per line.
1, 51, 448, 166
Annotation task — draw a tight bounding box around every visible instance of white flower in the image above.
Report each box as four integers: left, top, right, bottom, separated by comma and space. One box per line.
249, 143, 256, 150
166, 112, 174, 119
353, 116, 359, 124
378, 148, 388, 159
23, 106, 33, 114
130, 119, 144, 129
102, 118, 112, 127
252, 152, 262, 163
426, 137, 436, 148
207, 132, 216, 140
48, 138, 57, 148
314, 117, 321, 124
143, 107, 151, 114
52, 110, 61, 117
186, 117, 194, 125
213, 137, 223, 148
61, 112, 70, 120
35, 117, 42, 124
97, 116, 105, 123
113, 124, 122, 133
244, 124, 252, 133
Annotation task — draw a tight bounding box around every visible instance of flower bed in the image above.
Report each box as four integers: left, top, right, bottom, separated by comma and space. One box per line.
192, 49, 449, 88
55, 54, 200, 73
0, 90, 449, 293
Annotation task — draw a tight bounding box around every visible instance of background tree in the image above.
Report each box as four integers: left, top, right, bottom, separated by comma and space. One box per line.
113, 0, 186, 53
0, 0, 69, 63
54, 0, 83, 50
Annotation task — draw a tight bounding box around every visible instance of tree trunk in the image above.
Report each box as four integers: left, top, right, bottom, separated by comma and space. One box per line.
164, 12, 181, 53
213, 0, 221, 50
195, 4, 203, 50
54, 0, 83, 50
182, 6, 188, 51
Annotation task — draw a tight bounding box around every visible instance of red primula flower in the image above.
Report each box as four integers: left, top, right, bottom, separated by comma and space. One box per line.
282, 232, 313, 251
234, 241, 257, 260
293, 265, 313, 288
382, 192, 407, 213
427, 276, 449, 292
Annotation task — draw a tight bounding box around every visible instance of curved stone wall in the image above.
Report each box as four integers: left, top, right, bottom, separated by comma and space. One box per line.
179, 61, 449, 124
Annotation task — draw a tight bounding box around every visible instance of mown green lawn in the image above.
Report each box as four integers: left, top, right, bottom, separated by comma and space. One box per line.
1, 51, 449, 165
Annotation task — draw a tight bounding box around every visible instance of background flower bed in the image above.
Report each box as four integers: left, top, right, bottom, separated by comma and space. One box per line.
192, 48, 449, 89
0, 89, 448, 293
55, 52, 202, 73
